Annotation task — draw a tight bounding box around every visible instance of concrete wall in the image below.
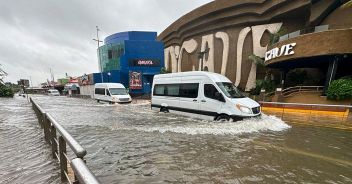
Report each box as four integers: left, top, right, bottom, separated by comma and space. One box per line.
79, 85, 95, 98
158, 0, 348, 91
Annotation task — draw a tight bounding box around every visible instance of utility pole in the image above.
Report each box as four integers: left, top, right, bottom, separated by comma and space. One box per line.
93, 26, 104, 83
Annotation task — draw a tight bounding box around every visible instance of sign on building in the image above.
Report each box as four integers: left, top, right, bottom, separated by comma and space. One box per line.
129, 71, 142, 89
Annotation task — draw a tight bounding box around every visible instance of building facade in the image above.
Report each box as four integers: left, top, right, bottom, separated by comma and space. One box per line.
97, 31, 164, 94
158, 0, 352, 91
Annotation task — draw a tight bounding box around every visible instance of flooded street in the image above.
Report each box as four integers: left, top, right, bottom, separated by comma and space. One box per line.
0, 96, 60, 184
1, 95, 352, 183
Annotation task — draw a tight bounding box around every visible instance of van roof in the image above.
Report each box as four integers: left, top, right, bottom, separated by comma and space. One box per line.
94, 83, 125, 88
154, 71, 231, 82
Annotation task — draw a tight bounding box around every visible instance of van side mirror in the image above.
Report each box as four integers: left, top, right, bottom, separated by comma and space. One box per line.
215, 92, 225, 102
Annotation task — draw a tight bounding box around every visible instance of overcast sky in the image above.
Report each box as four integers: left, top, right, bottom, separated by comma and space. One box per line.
0, 0, 212, 86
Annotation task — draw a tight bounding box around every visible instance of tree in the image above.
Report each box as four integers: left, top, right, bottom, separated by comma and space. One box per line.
248, 54, 265, 66
0, 64, 8, 85
160, 67, 170, 74
343, 0, 352, 8
269, 27, 286, 46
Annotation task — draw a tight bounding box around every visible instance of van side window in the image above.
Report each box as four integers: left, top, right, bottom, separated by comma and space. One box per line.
154, 85, 166, 96
106, 89, 110, 96
166, 84, 179, 96
204, 84, 219, 100
95, 88, 105, 95
180, 83, 199, 98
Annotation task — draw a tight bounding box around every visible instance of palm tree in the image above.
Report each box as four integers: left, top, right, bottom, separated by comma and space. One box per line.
343, 0, 352, 8
0, 64, 8, 85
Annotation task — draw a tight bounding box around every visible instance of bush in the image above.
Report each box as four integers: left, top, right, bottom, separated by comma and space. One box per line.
327, 79, 352, 100
249, 80, 275, 95
0, 84, 14, 97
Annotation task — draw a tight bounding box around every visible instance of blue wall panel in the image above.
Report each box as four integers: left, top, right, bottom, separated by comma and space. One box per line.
97, 31, 164, 95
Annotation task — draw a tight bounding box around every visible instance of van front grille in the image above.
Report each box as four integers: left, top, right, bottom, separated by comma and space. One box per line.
119, 98, 130, 102
252, 106, 261, 114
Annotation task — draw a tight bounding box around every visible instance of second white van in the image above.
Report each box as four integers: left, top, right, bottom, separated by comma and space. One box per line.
94, 83, 132, 104
151, 71, 261, 121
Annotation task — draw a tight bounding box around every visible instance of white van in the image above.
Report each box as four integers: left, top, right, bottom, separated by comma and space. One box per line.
48, 89, 60, 96
151, 71, 261, 121
94, 83, 132, 104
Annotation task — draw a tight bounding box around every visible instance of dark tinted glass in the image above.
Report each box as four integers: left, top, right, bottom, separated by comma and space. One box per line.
204, 84, 219, 100
95, 88, 105, 95
166, 84, 179, 96
153, 83, 198, 98
154, 85, 166, 96
180, 83, 199, 98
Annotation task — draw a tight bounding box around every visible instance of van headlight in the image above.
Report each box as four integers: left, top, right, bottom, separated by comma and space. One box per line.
236, 104, 252, 114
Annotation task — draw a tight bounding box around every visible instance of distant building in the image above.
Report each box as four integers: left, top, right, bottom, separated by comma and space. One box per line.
17, 79, 30, 87
95, 31, 164, 95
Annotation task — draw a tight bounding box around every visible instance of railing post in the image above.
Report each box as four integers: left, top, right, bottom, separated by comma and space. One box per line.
51, 125, 57, 159
43, 113, 50, 143
59, 136, 68, 181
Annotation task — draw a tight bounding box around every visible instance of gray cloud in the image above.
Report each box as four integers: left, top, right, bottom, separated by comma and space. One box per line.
0, 0, 212, 86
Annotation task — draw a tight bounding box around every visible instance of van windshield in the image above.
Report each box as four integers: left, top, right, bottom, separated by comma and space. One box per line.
216, 82, 245, 98
109, 88, 127, 95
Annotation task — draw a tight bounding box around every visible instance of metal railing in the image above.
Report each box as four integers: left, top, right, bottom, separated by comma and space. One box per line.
30, 97, 100, 184
260, 101, 352, 129
281, 86, 324, 97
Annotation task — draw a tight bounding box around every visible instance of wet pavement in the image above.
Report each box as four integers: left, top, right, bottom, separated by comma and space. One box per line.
1, 95, 352, 183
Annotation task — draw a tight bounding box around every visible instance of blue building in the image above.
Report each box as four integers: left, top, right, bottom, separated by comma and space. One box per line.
95, 31, 164, 95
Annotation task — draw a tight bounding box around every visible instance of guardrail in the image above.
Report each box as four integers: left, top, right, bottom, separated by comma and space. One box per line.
30, 97, 100, 184
260, 101, 352, 129
281, 86, 324, 97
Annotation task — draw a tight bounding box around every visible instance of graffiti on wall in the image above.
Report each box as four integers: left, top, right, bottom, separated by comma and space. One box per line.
164, 23, 282, 91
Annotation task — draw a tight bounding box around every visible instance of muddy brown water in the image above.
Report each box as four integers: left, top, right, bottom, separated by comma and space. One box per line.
1, 95, 351, 184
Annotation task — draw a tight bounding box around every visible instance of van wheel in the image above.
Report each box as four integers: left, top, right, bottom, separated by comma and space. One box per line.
160, 107, 169, 113
216, 114, 230, 122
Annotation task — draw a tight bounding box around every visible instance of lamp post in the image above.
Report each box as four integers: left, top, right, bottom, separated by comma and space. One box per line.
107, 72, 111, 83
197, 47, 210, 71
93, 26, 103, 83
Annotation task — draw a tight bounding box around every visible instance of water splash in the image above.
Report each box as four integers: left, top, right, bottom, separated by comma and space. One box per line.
118, 114, 290, 135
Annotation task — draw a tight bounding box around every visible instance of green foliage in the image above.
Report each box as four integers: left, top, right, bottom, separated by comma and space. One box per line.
249, 79, 275, 95
248, 54, 264, 66
327, 79, 352, 100
342, 0, 352, 8
160, 67, 170, 74
0, 84, 14, 97
269, 27, 286, 46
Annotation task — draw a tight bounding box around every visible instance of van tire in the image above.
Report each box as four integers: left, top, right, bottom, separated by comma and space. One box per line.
215, 114, 230, 122
160, 107, 169, 113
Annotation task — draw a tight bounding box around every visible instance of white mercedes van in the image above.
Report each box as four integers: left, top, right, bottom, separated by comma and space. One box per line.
151, 71, 261, 121
94, 83, 132, 104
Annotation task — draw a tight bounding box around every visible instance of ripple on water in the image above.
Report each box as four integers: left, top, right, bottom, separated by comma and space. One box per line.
28, 95, 352, 184
0, 96, 60, 184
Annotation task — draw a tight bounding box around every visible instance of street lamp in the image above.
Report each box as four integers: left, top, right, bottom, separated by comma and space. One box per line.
107, 72, 111, 82
93, 26, 104, 83
197, 47, 210, 71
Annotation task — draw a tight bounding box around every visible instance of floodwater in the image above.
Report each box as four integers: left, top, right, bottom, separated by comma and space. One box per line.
1, 95, 352, 184
0, 96, 60, 184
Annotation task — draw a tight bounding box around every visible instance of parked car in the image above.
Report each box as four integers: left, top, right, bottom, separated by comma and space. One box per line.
94, 83, 132, 104
151, 71, 261, 121
47, 89, 60, 96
